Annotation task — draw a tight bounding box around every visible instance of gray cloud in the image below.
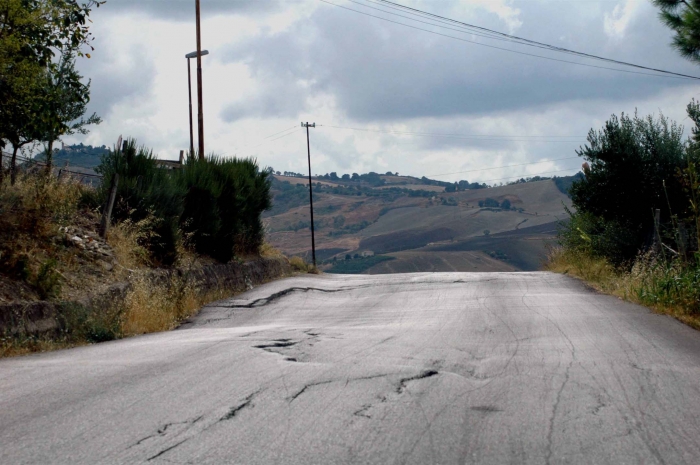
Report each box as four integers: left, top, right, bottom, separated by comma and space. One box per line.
218, 0, 699, 124
105, 0, 285, 21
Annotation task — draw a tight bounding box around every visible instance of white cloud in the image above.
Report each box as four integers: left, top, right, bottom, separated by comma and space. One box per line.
604, 0, 643, 39
64, 0, 700, 186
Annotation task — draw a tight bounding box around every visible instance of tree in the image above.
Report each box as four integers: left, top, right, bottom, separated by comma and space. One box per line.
501, 199, 511, 210
36, 53, 101, 172
569, 111, 691, 263
0, 58, 44, 184
0, 0, 104, 181
653, 0, 700, 63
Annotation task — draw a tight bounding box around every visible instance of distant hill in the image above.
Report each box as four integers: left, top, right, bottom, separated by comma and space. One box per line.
37, 143, 108, 169
265, 171, 578, 273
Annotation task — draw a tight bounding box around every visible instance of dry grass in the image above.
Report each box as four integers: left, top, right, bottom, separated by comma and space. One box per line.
120, 274, 220, 336
546, 247, 700, 330
260, 242, 284, 259
106, 217, 154, 274
0, 336, 85, 358
0, 174, 88, 300
289, 256, 312, 273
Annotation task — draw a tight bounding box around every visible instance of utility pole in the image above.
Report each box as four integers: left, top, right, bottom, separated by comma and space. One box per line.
186, 50, 209, 159
302, 122, 317, 268
195, 0, 205, 160
187, 56, 194, 157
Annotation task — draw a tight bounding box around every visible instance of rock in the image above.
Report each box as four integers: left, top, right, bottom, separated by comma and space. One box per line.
98, 260, 113, 272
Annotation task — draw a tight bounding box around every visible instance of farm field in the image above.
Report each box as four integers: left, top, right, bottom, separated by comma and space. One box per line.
264, 173, 574, 272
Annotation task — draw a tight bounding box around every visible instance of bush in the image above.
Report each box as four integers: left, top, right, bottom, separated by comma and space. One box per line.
569, 111, 693, 264
178, 156, 272, 262
96, 139, 184, 266
33, 259, 61, 300
95, 141, 272, 264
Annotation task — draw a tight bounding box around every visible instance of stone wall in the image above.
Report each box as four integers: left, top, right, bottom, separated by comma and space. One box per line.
0, 257, 292, 337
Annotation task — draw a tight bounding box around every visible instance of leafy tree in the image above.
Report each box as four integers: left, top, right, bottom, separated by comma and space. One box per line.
501, 199, 511, 210
569, 111, 691, 264
36, 53, 100, 172
0, 0, 104, 181
653, 0, 700, 63
0, 59, 44, 184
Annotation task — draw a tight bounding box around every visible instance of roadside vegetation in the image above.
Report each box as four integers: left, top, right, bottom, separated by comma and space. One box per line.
326, 255, 395, 274
548, 106, 700, 329
548, 1, 700, 330
0, 143, 278, 356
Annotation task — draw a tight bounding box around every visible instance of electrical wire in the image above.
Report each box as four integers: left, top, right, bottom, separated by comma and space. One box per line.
319, 124, 586, 141
478, 168, 581, 183
234, 128, 303, 157
371, 0, 700, 78
426, 156, 581, 178
318, 0, 700, 80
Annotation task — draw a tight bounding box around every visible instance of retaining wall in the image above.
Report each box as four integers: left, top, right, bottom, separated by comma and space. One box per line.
0, 257, 292, 337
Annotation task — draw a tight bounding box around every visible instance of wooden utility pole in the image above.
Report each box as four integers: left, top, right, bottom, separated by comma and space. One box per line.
100, 174, 119, 239
195, 0, 205, 160
187, 57, 194, 157
303, 122, 317, 267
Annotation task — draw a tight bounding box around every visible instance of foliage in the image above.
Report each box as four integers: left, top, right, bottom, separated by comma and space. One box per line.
35, 53, 101, 170
0, 0, 104, 68
178, 156, 272, 262
33, 259, 61, 299
547, 247, 700, 328
0, 0, 103, 180
653, 0, 700, 64
479, 198, 500, 208
553, 173, 584, 197
326, 255, 395, 274
96, 139, 185, 266
568, 111, 692, 264
0, 172, 83, 286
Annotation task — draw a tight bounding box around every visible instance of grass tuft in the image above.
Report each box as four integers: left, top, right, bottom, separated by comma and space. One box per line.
546, 247, 700, 330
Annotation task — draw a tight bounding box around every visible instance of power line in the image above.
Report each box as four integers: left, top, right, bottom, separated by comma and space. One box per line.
318, 0, 700, 80
320, 124, 586, 142
234, 128, 302, 157
479, 168, 581, 184
426, 156, 581, 178
371, 0, 700, 79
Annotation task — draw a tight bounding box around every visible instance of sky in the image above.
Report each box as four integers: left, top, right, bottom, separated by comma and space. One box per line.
69, 0, 700, 184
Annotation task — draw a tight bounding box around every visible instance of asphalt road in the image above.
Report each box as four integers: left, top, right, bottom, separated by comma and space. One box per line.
2, 272, 700, 464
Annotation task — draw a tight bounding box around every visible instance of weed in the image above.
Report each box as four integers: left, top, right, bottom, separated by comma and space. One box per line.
33, 259, 61, 300
289, 256, 309, 272
546, 247, 700, 329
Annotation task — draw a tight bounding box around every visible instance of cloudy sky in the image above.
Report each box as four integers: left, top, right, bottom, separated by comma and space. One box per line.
71, 0, 700, 183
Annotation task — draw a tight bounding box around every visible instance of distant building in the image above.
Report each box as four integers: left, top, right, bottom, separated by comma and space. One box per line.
156, 151, 185, 170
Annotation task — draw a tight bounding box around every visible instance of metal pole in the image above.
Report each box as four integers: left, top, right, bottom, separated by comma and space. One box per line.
304, 122, 317, 268
187, 58, 194, 157
195, 0, 205, 160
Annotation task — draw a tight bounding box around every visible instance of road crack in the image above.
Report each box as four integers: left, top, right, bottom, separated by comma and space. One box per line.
220, 391, 260, 421
214, 287, 346, 309
396, 370, 439, 394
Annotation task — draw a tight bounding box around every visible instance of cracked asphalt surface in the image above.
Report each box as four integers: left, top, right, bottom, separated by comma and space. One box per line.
2, 272, 700, 464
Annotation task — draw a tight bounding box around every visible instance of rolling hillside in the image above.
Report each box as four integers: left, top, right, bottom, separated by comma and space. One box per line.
264, 172, 575, 273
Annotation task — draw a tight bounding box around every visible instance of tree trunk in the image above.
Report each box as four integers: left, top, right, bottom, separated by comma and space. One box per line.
45, 139, 54, 177
10, 145, 18, 185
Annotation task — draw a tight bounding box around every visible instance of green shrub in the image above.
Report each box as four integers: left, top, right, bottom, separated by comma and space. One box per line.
33, 259, 61, 300
178, 156, 271, 262
96, 139, 185, 266
57, 302, 122, 343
